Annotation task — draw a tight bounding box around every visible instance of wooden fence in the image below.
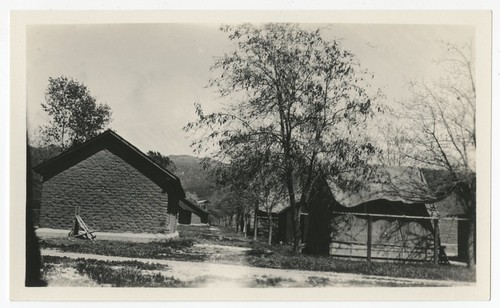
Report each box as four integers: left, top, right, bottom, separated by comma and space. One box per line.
329, 212, 467, 264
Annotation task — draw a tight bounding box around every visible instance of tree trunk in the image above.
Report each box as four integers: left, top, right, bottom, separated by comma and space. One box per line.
268, 212, 273, 245
243, 214, 247, 236
235, 212, 240, 233
292, 203, 302, 252
284, 166, 300, 252
466, 205, 476, 268
253, 202, 259, 241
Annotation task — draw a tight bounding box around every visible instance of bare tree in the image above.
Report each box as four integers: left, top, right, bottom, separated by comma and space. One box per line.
373, 117, 415, 167
395, 41, 476, 266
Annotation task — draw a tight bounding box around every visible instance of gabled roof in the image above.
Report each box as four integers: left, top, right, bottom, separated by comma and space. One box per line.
327, 166, 437, 208
180, 198, 209, 217
33, 129, 185, 198
326, 165, 467, 216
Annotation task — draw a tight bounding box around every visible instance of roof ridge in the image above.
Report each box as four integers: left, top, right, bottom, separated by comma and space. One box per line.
105, 130, 180, 182
33, 129, 185, 197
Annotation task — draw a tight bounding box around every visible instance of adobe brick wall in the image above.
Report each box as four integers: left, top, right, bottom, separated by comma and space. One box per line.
39, 149, 177, 234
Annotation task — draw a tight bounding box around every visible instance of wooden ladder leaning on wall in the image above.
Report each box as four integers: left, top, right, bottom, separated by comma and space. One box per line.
68, 206, 98, 241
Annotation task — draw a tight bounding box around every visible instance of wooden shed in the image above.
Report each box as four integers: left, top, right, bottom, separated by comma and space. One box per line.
305, 166, 469, 263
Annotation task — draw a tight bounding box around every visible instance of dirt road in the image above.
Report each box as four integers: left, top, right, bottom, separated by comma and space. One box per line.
41, 249, 473, 287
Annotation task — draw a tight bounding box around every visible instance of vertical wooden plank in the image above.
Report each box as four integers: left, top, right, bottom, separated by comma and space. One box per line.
433, 218, 440, 265
367, 215, 372, 264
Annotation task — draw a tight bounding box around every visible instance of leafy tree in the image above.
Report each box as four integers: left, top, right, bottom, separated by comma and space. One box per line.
146, 151, 177, 172
210, 184, 253, 231
40, 76, 112, 149
203, 153, 258, 234
28, 144, 63, 167
186, 24, 379, 252
211, 141, 285, 242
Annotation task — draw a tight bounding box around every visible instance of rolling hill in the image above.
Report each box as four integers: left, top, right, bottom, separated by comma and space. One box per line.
169, 155, 216, 200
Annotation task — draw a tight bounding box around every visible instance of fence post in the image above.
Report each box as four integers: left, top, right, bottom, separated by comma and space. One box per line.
367, 215, 372, 264
433, 218, 440, 265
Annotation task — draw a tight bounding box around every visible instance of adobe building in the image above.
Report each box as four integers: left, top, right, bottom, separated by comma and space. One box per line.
33, 130, 185, 239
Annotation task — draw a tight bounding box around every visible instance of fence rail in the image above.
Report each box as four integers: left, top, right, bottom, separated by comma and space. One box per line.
331, 211, 468, 221
329, 211, 465, 264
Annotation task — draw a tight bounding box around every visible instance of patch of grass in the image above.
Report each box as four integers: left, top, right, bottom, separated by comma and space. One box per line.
40, 257, 57, 280
75, 259, 184, 287
42, 255, 168, 270
243, 250, 475, 282
307, 276, 330, 287
39, 231, 475, 283
43, 256, 214, 287
178, 224, 251, 248
251, 276, 292, 288
42, 256, 181, 287
39, 238, 207, 262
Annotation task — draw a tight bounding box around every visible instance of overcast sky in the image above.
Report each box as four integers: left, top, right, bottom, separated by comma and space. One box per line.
26, 23, 474, 156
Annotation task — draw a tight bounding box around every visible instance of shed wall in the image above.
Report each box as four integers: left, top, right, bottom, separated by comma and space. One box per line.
191, 213, 202, 224
329, 214, 434, 261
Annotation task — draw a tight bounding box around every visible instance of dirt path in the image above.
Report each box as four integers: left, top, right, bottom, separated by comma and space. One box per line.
41, 249, 473, 287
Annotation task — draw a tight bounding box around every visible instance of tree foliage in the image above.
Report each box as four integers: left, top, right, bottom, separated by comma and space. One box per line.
185, 191, 200, 203
185, 24, 380, 252
40, 76, 112, 149
146, 151, 177, 172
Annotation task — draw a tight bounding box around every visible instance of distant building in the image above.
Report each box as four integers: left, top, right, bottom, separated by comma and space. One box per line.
277, 206, 309, 245
196, 200, 210, 210
33, 130, 185, 235
179, 198, 209, 224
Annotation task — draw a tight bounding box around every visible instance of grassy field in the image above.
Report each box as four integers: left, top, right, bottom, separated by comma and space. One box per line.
244, 242, 475, 282
39, 224, 476, 284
